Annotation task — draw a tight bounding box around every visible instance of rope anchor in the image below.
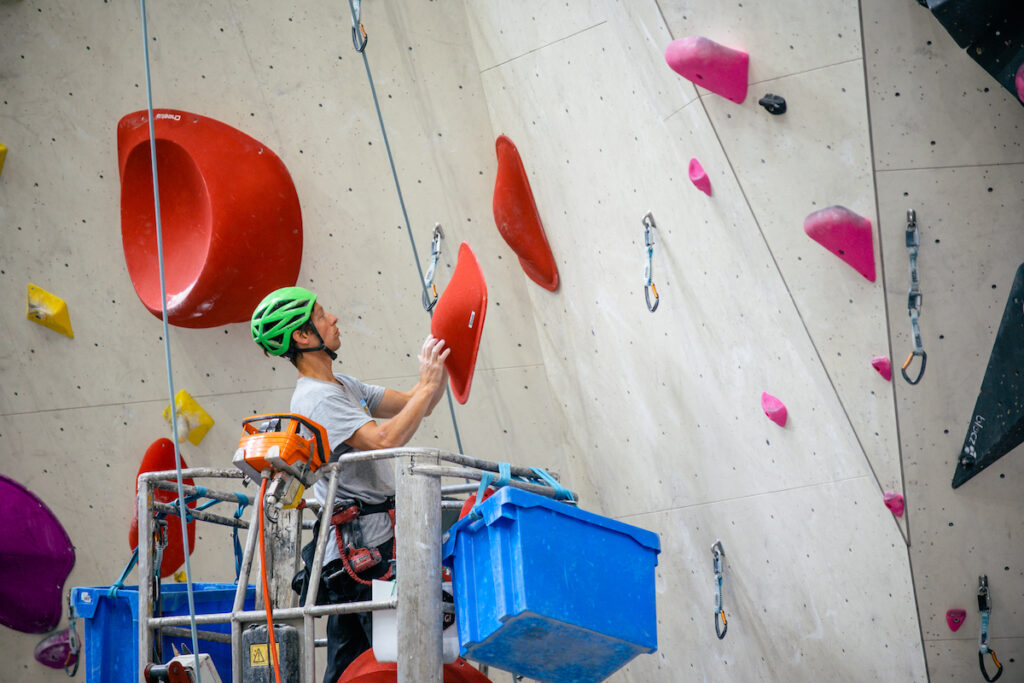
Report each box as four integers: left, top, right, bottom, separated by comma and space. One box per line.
712, 540, 727, 639
422, 224, 443, 311
901, 209, 926, 384
977, 575, 1003, 682
642, 212, 660, 313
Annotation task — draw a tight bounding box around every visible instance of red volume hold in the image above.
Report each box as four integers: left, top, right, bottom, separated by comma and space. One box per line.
117, 109, 302, 328
431, 243, 488, 405
492, 135, 559, 291
128, 438, 196, 578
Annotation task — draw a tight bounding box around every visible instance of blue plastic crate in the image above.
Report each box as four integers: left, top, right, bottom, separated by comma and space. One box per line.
71, 582, 254, 683
441, 487, 660, 682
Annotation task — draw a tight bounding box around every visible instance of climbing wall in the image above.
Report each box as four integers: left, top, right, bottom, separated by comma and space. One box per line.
0, 2, 574, 680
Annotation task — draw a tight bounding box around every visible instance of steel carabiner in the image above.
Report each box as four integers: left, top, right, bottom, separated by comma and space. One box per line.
712, 540, 727, 639
901, 350, 927, 385
348, 0, 368, 52
422, 224, 443, 312
643, 212, 659, 313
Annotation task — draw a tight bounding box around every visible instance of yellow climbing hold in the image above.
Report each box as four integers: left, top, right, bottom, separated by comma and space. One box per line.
0, 142, 7, 178
173, 570, 187, 583
26, 284, 74, 338
163, 390, 215, 446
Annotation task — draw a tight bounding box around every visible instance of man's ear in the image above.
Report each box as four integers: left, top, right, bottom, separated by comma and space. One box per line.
292, 328, 309, 346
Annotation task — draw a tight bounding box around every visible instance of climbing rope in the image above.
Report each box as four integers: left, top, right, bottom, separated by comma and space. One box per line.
642, 212, 660, 312
138, 0, 202, 676
711, 541, 727, 639
422, 224, 443, 311
345, 0, 464, 454
901, 209, 926, 385
977, 575, 1003, 682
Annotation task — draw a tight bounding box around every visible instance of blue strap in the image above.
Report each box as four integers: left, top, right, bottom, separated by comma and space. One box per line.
108, 547, 139, 597
469, 472, 495, 520
530, 467, 573, 501
496, 462, 512, 487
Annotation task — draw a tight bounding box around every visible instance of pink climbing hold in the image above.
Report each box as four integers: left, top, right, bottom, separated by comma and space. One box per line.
1016, 63, 1024, 104
688, 158, 712, 196
665, 36, 749, 104
761, 392, 787, 427
871, 356, 892, 381
946, 608, 967, 632
884, 492, 904, 517
803, 206, 876, 282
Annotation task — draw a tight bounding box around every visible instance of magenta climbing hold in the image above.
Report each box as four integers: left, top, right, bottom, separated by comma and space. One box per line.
803, 206, 876, 282
761, 392, 787, 427
688, 158, 711, 196
34, 630, 76, 670
871, 356, 892, 381
946, 608, 967, 632
665, 36, 749, 104
1016, 63, 1024, 104
883, 491, 904, 517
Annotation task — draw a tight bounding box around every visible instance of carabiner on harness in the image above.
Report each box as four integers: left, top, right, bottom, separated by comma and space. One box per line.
348, 0, 367, 52
977, 575, 1003, 681
902, 209, 926, 385
643, 212, 659, 313
712, 540, 727, 639
422, 224, 443, 312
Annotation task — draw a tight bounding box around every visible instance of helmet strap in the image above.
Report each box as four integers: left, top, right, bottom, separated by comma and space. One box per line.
292, 326, 338, 361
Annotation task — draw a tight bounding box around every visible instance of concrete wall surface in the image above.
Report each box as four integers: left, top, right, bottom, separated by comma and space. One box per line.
0, 0, 1019, 682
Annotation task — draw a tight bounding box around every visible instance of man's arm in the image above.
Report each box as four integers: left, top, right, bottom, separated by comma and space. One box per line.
345, 336, 449, 450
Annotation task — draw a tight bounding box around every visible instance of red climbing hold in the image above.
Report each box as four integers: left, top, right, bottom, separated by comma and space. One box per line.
338, 649, 493, 682
1016, 63, 1024, 104
946, 608, 966, 632
431, 243, 488, 405
871, 356, 892, 381
128, 438, 196, 578
118, 109, 302, 328
803, 206, 876, 282
665, 36, 749, 104
688, 158, 712, 196
761, 392, 787, 427
883, 492, 904, 517
0, 475, 75, 633
492, 135, 559, 291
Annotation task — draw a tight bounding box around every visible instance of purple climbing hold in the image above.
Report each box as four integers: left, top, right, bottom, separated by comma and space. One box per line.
665, 36, 749, 104
883, 491, 904, 517
0, 474, 76, 633
871, 356, 892, 381
689, 158, 712, 196
761, 392, 787, 427
34, 630, 76, 670
946, 608, 967, 632
803, 206, 876, 282
1016, 63, 1024, 104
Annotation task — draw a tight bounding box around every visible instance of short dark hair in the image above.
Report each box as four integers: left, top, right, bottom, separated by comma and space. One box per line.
263, 319, 317, 367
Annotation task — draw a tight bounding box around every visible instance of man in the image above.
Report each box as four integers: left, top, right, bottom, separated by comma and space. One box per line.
250, 286, 449, 682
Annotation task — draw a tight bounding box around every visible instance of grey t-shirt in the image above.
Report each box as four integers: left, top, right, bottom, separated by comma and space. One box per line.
291, 373, 394, 558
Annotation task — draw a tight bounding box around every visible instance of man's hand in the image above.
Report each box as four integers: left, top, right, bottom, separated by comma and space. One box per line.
419, 335, 450, 391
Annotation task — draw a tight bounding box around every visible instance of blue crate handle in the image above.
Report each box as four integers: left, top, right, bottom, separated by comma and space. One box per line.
529, 467, 574, 501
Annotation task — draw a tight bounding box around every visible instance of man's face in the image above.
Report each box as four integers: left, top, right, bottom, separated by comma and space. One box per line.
310, 302, 341, 351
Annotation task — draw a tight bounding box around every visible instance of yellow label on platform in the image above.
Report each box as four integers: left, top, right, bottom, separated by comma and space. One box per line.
249, 643, 280, 667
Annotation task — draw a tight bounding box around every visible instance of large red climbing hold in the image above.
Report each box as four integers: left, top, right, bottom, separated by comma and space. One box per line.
689, 158, 712, 196
0, 475, 75, 633
665, 37, 749, 104
118, 109, 302, 328
492, 135, 559, 291
338, 649, 493, 682
431, 243, 488, 405
128, 438, 196, 578
803, 206, 876, 282
761, 392, 787, 427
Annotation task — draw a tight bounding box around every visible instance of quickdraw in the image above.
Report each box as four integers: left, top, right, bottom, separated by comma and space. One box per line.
643, 212, 660, 312
347, 0, 367, 52
901, 209, 926, 384
422, 224, 443, 311
977, 575, 1003, 682
712, 540, 727, 639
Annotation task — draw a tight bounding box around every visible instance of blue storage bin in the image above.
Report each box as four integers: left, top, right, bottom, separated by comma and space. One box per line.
71, 582, 254, 683
441, 487, 660, 683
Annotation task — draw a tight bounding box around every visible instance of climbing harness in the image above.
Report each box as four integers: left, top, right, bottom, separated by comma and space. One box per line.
901, 209, 927, 385
422, 224, 444, 311
643, 212, 660, 313
977, 575, 1003, 682
711, 540, 727, 639
330, 499, 397, 586
344, 0, 464, 454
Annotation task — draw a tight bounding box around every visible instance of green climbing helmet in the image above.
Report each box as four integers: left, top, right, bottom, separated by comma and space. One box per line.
251, 286, 317, 356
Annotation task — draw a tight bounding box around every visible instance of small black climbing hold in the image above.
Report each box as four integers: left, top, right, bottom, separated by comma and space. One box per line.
758, 93, 787, 115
